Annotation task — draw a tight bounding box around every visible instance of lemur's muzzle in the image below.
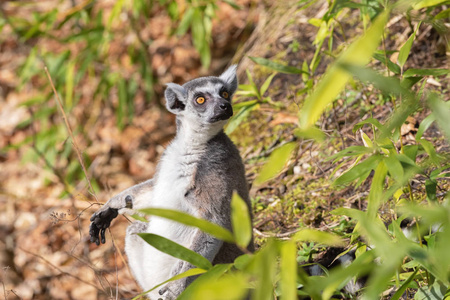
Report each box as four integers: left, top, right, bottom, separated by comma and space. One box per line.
211, 100, 233, 122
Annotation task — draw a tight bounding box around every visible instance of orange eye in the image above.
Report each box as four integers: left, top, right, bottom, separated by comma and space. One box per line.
221, 91, 229, 98
196, 96, 205, 104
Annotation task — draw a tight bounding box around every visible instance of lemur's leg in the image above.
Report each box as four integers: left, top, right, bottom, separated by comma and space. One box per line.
159, 230, 223, 297
89, 179, 153, 245
124, 221, 148, 286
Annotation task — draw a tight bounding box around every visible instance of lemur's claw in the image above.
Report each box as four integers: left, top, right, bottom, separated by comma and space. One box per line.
89, 207, 119, 245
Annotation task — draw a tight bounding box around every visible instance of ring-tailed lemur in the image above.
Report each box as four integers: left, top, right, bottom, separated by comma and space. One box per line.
89, 65, 253, 299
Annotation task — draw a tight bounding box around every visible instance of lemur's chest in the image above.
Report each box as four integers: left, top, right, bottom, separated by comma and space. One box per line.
151, 143, 203, 212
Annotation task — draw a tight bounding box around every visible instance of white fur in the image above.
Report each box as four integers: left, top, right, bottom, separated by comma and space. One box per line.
124, 118, 220, 299
219, 64, 237, 84
96, 66, 240, 299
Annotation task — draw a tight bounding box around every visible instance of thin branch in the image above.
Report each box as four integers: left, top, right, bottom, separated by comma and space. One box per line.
44, 66, 98, 202
19, 247, 104, 293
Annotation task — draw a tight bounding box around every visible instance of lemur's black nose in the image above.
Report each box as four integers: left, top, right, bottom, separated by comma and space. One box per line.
219, 103, 229, 110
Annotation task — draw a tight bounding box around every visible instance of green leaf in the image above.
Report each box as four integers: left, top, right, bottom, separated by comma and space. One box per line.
416, 114, 435, 140
249, 56, 307, 74
253, 240, 278, 300
176, 7, 194, 36
232, 100, 258, 110
353, 118, 389, 136
428, 94, 450, 141
199, 41, 211, 69
64, 60, 75, 108
299, 10, 389, 128
188, 273, 249, 300
367, 160, 388, 218
413, 0, 450, 9
418, 138, 440, 164
403, 68, 449, 77
191, 8, 206, 56
225, 102, 258, 135
117, 77, 127, 130
425, 179, 438, 202
132, 268, 207, 300
260, 73, 276, 97
339, 63, 408, 96
178, 264, 233, 300
107, 0, 125, 30
293, 126, 326, 141
231, 192, 252, 249
139, 208, 235, 243
434, 7, 450, 19
398, 25, 419, 68
280, 241, 297, 300
130, 214, 147, 222
385, 155, 404, 182
401, 76, 423, 89
321, 250, 376, 300
373, 51, 401, 74
414, 280, 448, 300
138, 233, 212, 270
360, 130, 373, 148
402, 145, 418, 163
254, 142, 297, 185
327, 145, 374, 162
333, 155, 382, 186
292, 229, 345, 247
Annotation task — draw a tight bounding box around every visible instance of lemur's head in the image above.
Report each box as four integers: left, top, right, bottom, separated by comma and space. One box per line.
164, 65, 238, 127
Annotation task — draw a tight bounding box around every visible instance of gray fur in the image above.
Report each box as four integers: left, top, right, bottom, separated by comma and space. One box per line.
89, 65, 252, 299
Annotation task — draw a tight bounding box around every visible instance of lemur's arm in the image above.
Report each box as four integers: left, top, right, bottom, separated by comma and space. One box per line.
159, 230, 223, 297
89, 179, 154, 245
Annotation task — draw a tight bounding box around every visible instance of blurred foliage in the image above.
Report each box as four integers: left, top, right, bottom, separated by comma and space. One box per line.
1, 0, 239, 196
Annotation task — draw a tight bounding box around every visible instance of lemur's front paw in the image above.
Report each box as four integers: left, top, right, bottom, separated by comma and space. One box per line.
89, 207, 118, 245
89, 195, 133, 245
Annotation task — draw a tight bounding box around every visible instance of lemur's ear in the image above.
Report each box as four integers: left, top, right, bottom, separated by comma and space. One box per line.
219, 64, 238, 96
165, 83, 187, 114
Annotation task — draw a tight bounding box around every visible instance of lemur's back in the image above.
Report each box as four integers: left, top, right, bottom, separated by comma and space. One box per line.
195, 131, 253, 262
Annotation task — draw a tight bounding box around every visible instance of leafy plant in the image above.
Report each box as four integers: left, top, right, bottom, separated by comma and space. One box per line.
135, 1, 450, 299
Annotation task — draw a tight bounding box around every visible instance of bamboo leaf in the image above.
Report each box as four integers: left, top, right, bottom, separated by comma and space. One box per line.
385, 155, 404, 182
253, 240, 278, 300
176, 7, 194, 36
64, 59, 75, 108
107, 0, 125, 30
139, 208, 235, 243
132, 268, 207, 300
292, 229, 345, 247
403, 68, 449, 77
299, 10, 389, 128
225, 102, 258, 135
178, 264, 233, 300
231, 192, 252, 249
188, 273, 249, 300
333, 155, 382, 186
428, 94, 450, 141
398, 25, 419, 68
280, 241, 297, 300
260, 73, 276, 97
413, 0, 450, 9
416, 114, 435, 140
254, 142, 297, 185
138, 233, 213, 270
